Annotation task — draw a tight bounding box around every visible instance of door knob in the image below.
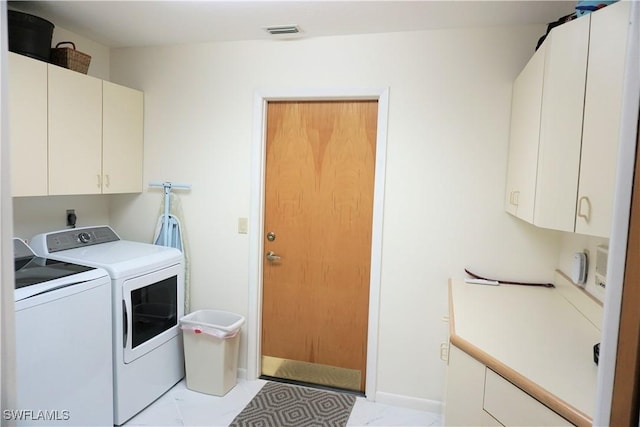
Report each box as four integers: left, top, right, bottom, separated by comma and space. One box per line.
266, 251, 281, 262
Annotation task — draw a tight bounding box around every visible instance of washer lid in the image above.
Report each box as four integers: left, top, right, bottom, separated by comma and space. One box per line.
14, 256, 108, 302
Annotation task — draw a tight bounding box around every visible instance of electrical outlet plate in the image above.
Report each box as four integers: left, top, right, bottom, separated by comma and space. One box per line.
238, 217, 248, 234
595, 245, 608, 288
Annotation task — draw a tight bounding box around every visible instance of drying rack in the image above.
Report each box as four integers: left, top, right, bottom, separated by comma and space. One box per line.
149, 181, 191, 249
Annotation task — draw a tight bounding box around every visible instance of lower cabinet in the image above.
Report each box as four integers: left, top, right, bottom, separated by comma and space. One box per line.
483, 369, 572, 426
444, 345, 500, 426
444, 345, 573, 427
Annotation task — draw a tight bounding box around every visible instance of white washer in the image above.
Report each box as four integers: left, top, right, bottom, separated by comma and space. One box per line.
13, 239, 113, 426
30, 226, 185, 426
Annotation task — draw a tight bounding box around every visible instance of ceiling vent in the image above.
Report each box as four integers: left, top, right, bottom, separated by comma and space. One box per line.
264, 25, 301, 36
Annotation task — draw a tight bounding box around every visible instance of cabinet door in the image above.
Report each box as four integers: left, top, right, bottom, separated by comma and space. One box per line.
484, 369, 572, 426
535, 15, 590, 232
8, 53, 48, 197
48, 65, 102, 195
504, 43, 546, 223
102, 81, 143, 194
577, 1, 631, 237
444, 345, 499, 426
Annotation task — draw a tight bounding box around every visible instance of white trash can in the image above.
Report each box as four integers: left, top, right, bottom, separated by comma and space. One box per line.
180, 309, 245, 396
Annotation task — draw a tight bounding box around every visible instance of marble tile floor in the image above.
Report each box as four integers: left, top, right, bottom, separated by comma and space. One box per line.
124, 379, 443, 427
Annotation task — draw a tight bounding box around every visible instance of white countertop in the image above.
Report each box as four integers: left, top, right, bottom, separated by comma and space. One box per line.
449, 272, 602, 425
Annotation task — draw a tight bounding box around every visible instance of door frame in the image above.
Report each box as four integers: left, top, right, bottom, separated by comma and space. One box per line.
247, 88, 389, 399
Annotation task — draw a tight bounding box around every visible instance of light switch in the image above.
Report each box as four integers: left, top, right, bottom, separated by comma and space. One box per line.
238, 217, 248, 234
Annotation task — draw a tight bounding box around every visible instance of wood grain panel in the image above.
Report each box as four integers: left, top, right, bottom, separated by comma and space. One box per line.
262, 101, 377, 391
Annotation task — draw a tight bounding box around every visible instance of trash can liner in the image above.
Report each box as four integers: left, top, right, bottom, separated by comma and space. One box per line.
180, 309, 245, 333
180, 325, 239, 339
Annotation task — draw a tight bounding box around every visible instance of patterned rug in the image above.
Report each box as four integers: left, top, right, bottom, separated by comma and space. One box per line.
229, 381, 356, 427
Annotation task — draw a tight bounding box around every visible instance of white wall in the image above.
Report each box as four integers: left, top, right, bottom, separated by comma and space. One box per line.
12, 195, 110, 241
108, 26, 563, 406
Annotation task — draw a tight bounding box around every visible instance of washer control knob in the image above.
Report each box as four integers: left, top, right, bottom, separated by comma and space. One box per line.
78, 232, 91, 244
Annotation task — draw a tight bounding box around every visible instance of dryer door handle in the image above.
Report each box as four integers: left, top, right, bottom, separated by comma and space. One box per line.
123, 300, 128, 348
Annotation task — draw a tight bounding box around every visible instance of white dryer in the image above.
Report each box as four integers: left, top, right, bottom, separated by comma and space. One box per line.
30, 226, 185, 426
13, 239, 113, 426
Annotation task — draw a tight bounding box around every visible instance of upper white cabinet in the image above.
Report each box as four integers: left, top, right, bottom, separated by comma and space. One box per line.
8, 53, 48, 197
506, 13, 588, 229
535, 15, 590, 232
8, 53, 144, 196
505, 1, 630, 238
48, 64, 103, 195
102, 81, 144, 194
577, 0, 631, 237
504, 43, 546, 223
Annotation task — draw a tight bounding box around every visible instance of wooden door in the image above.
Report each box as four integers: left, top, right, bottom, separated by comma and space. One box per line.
261, 100, 377, 392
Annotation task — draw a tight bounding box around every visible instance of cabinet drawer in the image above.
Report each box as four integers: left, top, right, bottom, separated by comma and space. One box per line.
483, 369, 573, 426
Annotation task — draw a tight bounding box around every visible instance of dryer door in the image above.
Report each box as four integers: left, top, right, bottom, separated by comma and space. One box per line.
122, 263, 183, 363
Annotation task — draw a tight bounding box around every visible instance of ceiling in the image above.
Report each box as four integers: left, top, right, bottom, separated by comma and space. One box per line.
9, 1, 576, 49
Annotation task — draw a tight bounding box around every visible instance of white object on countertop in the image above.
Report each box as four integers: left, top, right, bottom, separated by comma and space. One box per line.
465, 278, 500, 286
571, 252, 588, 285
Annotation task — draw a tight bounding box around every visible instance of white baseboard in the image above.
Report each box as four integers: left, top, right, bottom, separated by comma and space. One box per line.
374, 391, 443, 414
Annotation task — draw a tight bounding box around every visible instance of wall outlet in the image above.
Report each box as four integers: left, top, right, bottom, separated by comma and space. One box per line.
440, 342, 449, 362
595, 245, 608, 288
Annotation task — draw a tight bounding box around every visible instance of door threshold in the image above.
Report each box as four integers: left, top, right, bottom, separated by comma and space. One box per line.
259, 375, 365, 398
261, 355, 362, 391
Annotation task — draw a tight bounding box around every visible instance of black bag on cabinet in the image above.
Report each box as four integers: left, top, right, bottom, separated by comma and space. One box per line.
535, 13, 577, 51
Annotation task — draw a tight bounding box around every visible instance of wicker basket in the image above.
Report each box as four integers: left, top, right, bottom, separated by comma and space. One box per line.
50, 41, 91, 74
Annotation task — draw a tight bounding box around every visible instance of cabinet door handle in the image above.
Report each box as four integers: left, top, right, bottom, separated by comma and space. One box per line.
578, 196, 592, 222
97, 174, 102, 188
512, 191, 520, 206
105, 174, 110, 188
